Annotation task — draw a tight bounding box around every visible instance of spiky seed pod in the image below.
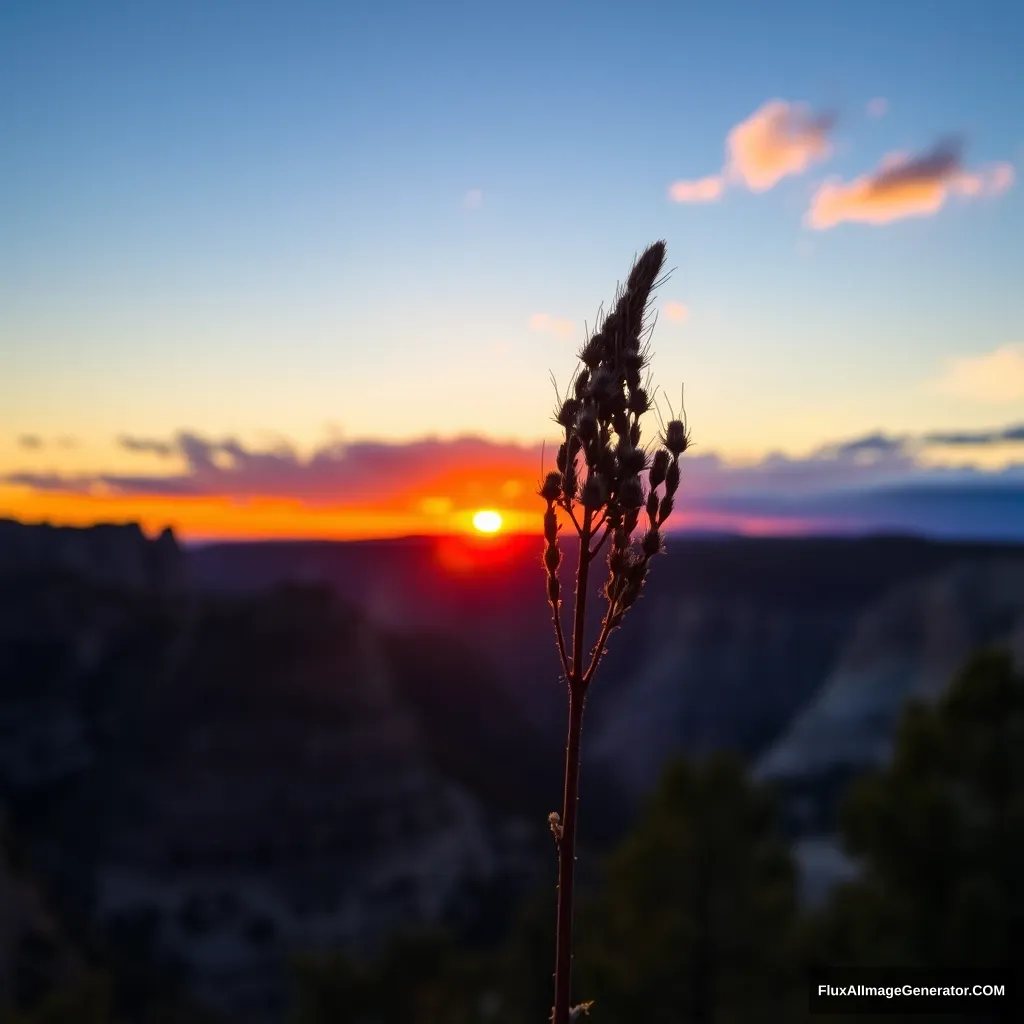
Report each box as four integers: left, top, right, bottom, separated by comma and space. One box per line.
540, 472, 562, 503
619, 241, 667, 346
587, 366, 617, 405
556, 442, 569, 474
544, 543, 561, 574
665, 458, 681, 497
649, 449, 670, 490
622, 344, 644, 375
578, 337, 604, 370
555, 398, 580, 430
658, 494, 674, 523
641, 527, 662, 558
562, 465, 578, 501
616, 442, 647, 479
664, 419, 689, 456
580, 474, 608, 511
576, 405, 599, 442
544, 505, 558, 544
623, 507, 641, 536
619, 475, 644, 511
627, 387, 650, 416
574, 369, 591, 399
646, 491, 659, 523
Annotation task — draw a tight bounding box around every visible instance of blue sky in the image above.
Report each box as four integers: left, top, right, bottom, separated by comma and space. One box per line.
2, 0, 1023, 539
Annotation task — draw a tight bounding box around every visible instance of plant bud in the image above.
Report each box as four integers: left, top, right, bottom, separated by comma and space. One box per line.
555, 398, 579, 429
664, 419, 689, 456
588, 367, 617, 404
616, 442, 647, 478
576, 405, 599, 442
580, 474, 608, 511
544, 506, 558, 544
544, 542, 561, 573
646, 491, 659, 522
540, 471, 562, 502
547, 575, 559, 603
627, 387, 650, 416
578, 337, 604, 370
665, 459, 681, 496
619, 475, 644, 510
649, 449, 669, 489
641, 527, 662, 558
658, 494, 674, 523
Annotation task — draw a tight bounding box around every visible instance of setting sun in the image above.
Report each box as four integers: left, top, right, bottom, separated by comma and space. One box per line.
472, 510, 503, 533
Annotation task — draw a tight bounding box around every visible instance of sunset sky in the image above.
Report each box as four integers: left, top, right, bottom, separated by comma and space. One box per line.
3, 0, 1024, 541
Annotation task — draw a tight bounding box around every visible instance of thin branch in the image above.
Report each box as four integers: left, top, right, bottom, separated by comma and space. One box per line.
551, 597, 571, 681
587, 519, 614, 561
583, 603, 618, 685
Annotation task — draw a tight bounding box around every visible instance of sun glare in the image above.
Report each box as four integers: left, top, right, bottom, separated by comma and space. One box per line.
472, 510, 503, 534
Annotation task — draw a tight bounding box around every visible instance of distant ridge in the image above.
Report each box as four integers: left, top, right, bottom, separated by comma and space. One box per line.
0, 518, 187, 592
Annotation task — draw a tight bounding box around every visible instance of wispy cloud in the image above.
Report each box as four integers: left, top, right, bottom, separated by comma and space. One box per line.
932, 344, 1024, 404
463, 188, 484, 209
119, 435, 176, 457
668, 98, 836, 204
726, 99, 836, 191
5, 424, 1024, 544
662, 301, 689, 323
806, 139, 1015, 228
528, 313, 576, 339
17, 435, 43, 450
866, 97, 889, 118
667, 175, 724, 203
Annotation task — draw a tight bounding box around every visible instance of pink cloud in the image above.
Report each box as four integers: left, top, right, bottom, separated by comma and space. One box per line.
726, 99, 835, 191
806, 139, 1015, 229
866, 97, 889, 118
667, 175, 725, 203
663, 301, 689, 323
528, 313, 576, 339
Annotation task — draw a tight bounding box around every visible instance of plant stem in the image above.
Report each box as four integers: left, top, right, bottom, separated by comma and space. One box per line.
553, 514, 592, 1023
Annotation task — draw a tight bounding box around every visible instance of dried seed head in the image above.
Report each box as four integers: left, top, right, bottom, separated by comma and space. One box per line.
658, 494, 674, 523
555, 397, 579, 430
539, 471, 562, 503
543, 505, 558, 544
578, 336, 605, 370
646, 490, 659, 523
544, 543, 561, 573
664, 419, 689, 456
665, 458, 681, 496
622, 344, 644, 375
649, 449, 670, 489
576, 404, 599, 442
641, 527, 663, 558
618, 475, 644, 511
587, 366, 617, 404
627, 386, 650, 416
574, 369, 591, 399
580, 473, 608, 511
616, 442, 647, 478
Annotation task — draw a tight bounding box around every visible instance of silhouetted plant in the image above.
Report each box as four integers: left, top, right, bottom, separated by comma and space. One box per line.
539, 241, 689, 1022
